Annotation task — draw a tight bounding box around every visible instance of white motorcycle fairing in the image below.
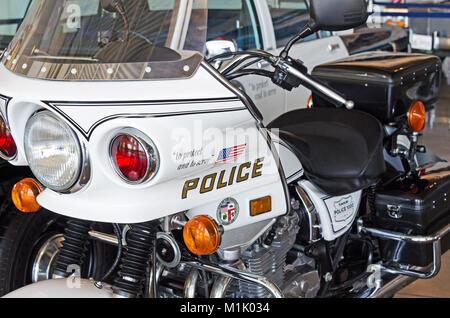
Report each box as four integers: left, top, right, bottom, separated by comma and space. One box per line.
0, 61, 289, 230
4, 278, 114, 298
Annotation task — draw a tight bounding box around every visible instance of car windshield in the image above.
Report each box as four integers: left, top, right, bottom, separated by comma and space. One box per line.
2, 0, 209, 81
0, 0, 32, 50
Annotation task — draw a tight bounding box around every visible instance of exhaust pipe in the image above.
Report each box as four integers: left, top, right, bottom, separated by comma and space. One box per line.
183, 260, 283, 298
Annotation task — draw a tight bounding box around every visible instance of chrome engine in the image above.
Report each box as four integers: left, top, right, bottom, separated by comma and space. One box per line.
159, 211, 321, 298
228, 212, 320, 298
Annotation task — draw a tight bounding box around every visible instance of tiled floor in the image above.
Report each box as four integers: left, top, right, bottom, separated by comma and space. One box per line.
395, 81, 450, 298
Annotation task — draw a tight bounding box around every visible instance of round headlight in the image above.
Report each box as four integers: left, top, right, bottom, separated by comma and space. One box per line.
24, 111, 82, 192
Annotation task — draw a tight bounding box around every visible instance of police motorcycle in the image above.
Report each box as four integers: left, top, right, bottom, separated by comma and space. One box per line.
1, 0, 449, 298
0, 0, 100, 296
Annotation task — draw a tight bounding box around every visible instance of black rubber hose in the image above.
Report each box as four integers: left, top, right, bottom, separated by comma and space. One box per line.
99, 223, 122, 282
207, 51, 273, 64
225, 69, 274, 81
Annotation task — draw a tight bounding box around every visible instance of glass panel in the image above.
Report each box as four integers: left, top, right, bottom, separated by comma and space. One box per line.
267, 0, 317, 47
12, 0, 179, 62
185, 0, 262, 54
319, 31, 333, 38
3, 0, 206, 80
207, 0, 262, 50
0, 0, 32, 49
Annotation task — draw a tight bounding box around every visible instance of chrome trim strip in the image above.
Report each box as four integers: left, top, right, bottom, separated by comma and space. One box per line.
68, 141, 91, 194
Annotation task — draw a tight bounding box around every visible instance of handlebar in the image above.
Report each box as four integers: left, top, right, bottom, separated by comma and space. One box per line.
211, 51, 355, 110
275, 58, 355, 110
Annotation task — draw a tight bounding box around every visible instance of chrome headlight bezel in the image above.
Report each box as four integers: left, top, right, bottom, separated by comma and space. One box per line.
24, 110, 84, 192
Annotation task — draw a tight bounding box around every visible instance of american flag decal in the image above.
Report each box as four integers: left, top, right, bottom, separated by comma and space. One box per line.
215, 144, 247, 165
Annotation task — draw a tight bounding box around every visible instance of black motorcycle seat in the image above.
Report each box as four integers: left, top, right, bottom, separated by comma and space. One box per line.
268, 108, 386, 195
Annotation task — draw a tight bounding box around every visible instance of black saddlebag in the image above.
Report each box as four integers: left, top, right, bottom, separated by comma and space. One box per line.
373, 168, 450, 267
311, 52, 441, 124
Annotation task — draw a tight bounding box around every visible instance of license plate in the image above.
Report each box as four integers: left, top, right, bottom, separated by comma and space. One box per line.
410, 33, 433, 51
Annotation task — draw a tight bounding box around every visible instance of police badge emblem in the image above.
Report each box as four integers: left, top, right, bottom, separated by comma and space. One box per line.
217, 198, 239, 225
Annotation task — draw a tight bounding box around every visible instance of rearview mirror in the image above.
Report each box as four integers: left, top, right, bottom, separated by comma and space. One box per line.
281, 0, 368, 58
101, 0, 119, 13
205, 39, 237, 60
309, 0, 368, 31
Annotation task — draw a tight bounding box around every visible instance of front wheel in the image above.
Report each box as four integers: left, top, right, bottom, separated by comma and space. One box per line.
0, 208, 112, 296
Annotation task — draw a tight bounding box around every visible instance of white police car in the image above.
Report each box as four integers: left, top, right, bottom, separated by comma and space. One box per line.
0, 0, 30, 54
200, 0, 351, 124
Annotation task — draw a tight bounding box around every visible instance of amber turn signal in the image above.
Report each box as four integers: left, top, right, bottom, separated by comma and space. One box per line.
408, 101, 426, 132
386, 20, 406, 28
11, 178, 42, 213
307, 95, 313, 108
250, 196, 272, 217
183, 215, 220, 256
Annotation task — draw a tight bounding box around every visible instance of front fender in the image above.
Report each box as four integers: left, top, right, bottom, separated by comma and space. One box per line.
3, 278, 114, 298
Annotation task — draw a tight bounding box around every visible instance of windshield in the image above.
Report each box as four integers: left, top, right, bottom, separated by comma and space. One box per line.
2, 0, 206, 80
0, 0, 32, 50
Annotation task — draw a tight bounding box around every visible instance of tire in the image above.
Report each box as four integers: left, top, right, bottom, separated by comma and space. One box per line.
0, 208, 116, 296
0, 208, 112, 295
0, 163, 117, 295
0, 163, 115, 295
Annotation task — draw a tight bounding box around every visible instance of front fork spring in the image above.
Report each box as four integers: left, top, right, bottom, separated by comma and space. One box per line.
113, 222, 158, 298
53, 219, 91, 278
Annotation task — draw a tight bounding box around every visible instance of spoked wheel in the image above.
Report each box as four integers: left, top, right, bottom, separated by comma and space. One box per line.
0, 207, 113, 296
29, 233, 64, 283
